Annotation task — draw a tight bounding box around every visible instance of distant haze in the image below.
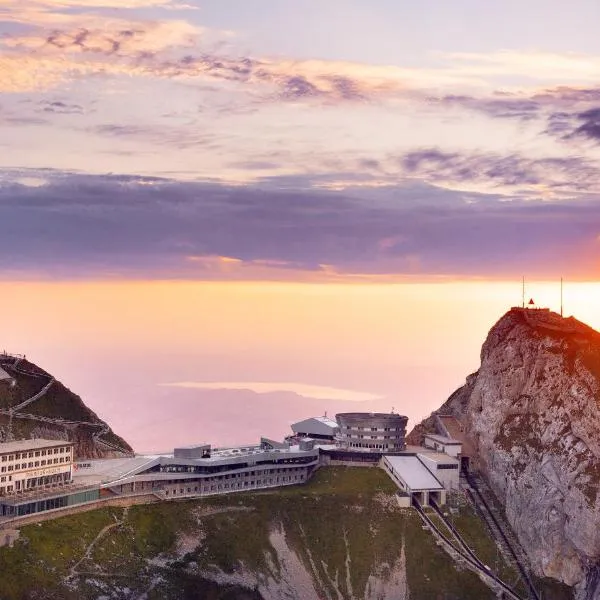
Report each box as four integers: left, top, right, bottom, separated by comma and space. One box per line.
1, 281, 598, 453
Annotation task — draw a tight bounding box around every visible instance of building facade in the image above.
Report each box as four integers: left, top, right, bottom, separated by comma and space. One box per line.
423, 433, 462, 458
0, 440, 74, 496
335, 412, 408, 451
75, 441, 321, 501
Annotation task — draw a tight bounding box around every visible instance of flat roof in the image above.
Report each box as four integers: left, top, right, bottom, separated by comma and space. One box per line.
0, 439, 74, 454
424, 433, 462, 445
384, 455, 443, 491
417, 450, 460, 465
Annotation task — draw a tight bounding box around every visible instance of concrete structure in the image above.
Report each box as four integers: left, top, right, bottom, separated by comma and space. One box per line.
417, 450, 460, 490
173, 444, 211, 459
290, 416, 339, 441
336, 412, 407, 451
382, 454, 446, 505
73, 442, 320, 500
423, 433, 462, 458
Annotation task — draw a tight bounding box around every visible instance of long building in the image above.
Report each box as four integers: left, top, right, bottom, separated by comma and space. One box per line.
74, 440, 320, 500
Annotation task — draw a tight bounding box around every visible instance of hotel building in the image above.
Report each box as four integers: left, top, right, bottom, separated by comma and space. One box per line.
335, 412, 408, 451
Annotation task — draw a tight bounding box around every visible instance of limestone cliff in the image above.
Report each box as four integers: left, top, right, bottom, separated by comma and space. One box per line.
0, 354, 133, 459
409, 308, 600, 599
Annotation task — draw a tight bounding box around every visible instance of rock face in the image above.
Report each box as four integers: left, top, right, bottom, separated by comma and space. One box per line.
409, 308, 600, 599
0, 354, 133, 459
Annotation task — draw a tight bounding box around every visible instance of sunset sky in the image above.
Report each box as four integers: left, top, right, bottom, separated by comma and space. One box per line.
1, 1, 599, 451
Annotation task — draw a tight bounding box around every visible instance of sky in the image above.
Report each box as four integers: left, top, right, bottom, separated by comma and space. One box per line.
1, 1, 599, 451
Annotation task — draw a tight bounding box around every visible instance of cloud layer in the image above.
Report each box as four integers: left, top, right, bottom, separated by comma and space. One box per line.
0, 169, 598, 280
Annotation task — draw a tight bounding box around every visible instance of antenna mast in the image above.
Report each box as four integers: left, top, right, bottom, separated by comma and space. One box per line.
522, 276, 525, 309
560, 277, 563, 317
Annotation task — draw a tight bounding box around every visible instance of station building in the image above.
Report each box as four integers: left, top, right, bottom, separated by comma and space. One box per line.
336, 412, 408, 451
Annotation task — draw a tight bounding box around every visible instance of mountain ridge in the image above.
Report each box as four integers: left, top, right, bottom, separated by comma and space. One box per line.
0, 353, 133, 459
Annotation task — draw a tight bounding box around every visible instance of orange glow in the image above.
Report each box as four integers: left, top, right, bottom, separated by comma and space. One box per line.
1, 280, 598, 450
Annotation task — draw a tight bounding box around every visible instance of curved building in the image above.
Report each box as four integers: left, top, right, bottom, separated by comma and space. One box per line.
335, 412, 408, 451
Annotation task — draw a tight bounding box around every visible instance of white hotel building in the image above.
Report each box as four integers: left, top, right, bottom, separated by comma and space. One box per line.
0, 439, 74, 495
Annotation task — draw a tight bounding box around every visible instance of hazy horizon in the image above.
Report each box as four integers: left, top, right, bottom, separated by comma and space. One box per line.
1, 280, 598, 452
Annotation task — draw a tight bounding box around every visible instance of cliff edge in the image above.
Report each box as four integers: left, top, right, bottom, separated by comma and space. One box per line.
409, 307, 600, 600
0, 354, 133, 459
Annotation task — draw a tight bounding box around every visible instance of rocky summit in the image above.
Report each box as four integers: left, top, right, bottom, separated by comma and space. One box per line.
409, 307, 600, 600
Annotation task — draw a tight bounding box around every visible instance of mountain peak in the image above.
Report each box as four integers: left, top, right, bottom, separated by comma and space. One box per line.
409, 308, 600, 598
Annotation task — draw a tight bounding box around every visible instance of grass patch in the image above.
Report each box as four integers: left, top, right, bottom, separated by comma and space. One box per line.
0, 468, 530, 600
0, 508, 118, 599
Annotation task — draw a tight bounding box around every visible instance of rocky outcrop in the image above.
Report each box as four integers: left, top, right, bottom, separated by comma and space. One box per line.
0, 354, 133, 459
410, 308, 600, 599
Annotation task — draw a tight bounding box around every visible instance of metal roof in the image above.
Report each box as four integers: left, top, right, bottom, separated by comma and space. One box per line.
0, 366, 12, 381
384, 455, 443, 491
291, 417, 339, 436
314, 416, 339, 428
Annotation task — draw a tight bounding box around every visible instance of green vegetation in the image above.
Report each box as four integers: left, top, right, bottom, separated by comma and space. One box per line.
0, 468, 545, 600
26, 382, 99, 423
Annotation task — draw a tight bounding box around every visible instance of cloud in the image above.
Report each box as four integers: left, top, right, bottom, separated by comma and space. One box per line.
567, 108, 600, 142
431, 93, 541, 120
398, 148, 600, 192
161, 381, 383, 402
39, 100, 85, 114
0, 168, 599, 281
441, 51, 600, 84
92, 123, 217, 150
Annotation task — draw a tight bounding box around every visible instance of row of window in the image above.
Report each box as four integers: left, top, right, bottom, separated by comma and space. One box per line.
164, 473, 306, 496
1, 457, 67, 472
344, 433, 402, 440
1, 447, 71, 462
344, 426, 403, 432
347, 442, 401, 449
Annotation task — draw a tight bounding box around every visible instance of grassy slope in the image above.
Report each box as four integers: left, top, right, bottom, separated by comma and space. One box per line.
0, 467, 498, 600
